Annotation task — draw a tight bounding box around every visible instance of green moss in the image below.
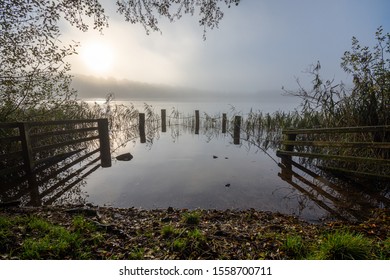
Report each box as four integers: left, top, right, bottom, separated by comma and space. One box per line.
182, 211, 201, 226
72, 215, 96, 232
282, 235, 308, 259
312, 231, 373, 260
377, 237, 390, 260
161, 225, 177, 238
128, 247, 144, 260
20, 216, 83, 259
187, 228, 205, 242
172, 238, 187, 252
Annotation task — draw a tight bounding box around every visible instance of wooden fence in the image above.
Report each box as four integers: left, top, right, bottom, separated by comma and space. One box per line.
144, 109, 243, 144
276, 125, 390, 180
277, 157, 390, 221
0, 119, 111, 205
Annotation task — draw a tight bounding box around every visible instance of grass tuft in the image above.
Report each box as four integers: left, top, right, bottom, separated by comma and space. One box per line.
182, 211, 201, 226
312, 230, 372, 260
282, 235, 307, 259
22, 219, 80, 259
161, 225, 177, 238
172, 238, 187, 252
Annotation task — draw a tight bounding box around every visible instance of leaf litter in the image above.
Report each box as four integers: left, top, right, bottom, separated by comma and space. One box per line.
0, 206, 388, 259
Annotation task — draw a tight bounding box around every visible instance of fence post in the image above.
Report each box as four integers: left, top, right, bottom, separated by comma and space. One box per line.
233, 116, 241, 145
19, 122, 34, 173
139, 113, 146, 143
161, 109, 166, 132
280, 132, 296, 178
19, 122, 41, 204
222, 113, 227, 133
285, 133, 297, 153
195, 110, 200, 135
97, 119, 112, 168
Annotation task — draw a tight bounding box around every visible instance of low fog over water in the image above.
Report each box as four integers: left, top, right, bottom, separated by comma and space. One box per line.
72, 74, 301, 113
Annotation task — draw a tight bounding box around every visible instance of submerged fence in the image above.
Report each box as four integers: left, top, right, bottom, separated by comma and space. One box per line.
3, 106, 388, 207
139, 109, 244, 144
276, 125, 390, 180
0, 119, 111, 205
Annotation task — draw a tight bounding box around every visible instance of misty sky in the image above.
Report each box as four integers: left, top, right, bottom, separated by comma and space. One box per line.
62, 0, 390, 97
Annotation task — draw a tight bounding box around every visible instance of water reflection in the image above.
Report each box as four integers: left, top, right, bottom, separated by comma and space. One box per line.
278, 156, 390, 221
1, 104, 388, 223
0, 121, 104, 206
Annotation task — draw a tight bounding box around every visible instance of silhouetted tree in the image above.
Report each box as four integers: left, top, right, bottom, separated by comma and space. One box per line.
0, 0, 241, 121
284, 27, 390, 128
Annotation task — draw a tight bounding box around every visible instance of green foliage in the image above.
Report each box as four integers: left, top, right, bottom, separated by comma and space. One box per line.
0, 214, 108, 259
128, 247, 145, 260
285, 26, 390, 128
282, 235, 308, 259
161, 225, 177, 238
22, 217, 80, 259
182, 211, 201, 226
312, 231, 373, 260
22, 227, 78, 259
72, 215, 96, 232
0, 1, 76, 121
341, 26, 390, 127
281, 27, 390, 175
376, 237, 390, 260
187, 228, 205, 242
0, 0, 241, 121
172, 238, 187, 252
116, 0, 241, 39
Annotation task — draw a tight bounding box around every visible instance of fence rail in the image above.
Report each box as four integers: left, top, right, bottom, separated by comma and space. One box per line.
0, 118, 111, 171
0, 119, 111, 206
276, 125, 390, 180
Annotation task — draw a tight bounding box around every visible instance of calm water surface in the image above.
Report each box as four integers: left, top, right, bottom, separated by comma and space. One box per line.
80, 101, 389, 222
81, 101, 327, 222
85, 131, 316, 213
2, 100, 387, 223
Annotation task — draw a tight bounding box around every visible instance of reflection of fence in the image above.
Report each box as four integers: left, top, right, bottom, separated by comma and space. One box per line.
277, 157, 390, 221
276, 126, 390, 179
0, 119, 111, 205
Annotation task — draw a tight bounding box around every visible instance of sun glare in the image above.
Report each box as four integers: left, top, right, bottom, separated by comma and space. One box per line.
81, 42, 114, 75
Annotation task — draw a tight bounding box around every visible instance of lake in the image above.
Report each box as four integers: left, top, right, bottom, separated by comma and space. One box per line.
84, 123, 327, 222
1, 100, 387, 223
78, 100, 387, 223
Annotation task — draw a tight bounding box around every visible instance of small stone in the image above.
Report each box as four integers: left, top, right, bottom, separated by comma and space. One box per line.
116, 153, 133, 161
213, 155, 218, 159
225, 184, 231, 187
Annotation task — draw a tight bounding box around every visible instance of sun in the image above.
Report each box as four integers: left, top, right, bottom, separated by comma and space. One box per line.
81, 42, 114, 75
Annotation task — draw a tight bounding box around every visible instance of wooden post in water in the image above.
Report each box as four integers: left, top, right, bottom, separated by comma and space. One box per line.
195, 110, 200, 135
19, 122, 41, 205
97, 119, 112, 168
139, 113, 146, 143
280, 132, 296, 179
19, 123, 34, 174
233, 116, 241, 145
285, 133, 297, 153
222, 113, 227, 133
161, 109, 166, 133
